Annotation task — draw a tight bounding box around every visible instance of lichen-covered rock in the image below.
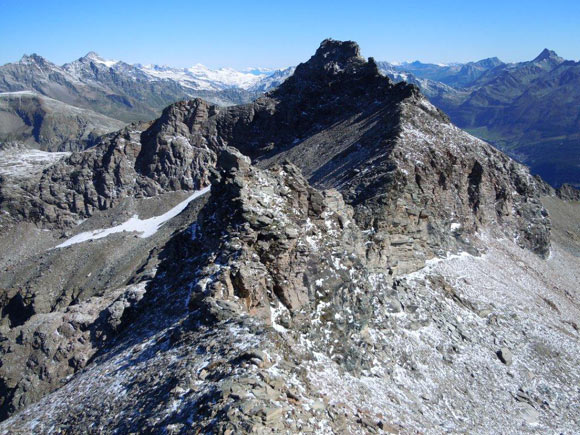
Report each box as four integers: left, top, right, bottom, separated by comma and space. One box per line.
166, 148, 378, 362
1, 147, 578, 434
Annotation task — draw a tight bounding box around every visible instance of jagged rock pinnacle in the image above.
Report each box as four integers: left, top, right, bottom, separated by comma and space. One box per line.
82, 51, 102, 60
289, 38, 379, 80
533, 48, 563, 63
314, 39, 362, 64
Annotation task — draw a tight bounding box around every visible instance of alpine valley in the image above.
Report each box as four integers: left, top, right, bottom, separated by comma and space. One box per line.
0, 40, 579, 434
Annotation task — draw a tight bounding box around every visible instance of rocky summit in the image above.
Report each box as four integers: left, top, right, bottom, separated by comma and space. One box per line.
0, 40, 579, 434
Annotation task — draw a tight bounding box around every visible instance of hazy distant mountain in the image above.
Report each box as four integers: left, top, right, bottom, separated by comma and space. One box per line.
383, 57, 505, 88
0, 53, 294, 150
380, 50, 580, 187
0, 52, 290, 124
377, 62, 465, 107
0, 91, 124, 151
2, 40, 579, 434
439, 50, 579, 187
246, 66, 296, 92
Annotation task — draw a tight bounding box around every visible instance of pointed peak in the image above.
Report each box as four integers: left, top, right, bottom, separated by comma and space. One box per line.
77, 52, 118, 67
269, 39, 419, 102
315, 39, 362, 62
83, 51, 102, 60
533, 48, 563, 63
19, 53, 46, 64
308, 38, 364, 67
473, 57, 503, 68
291, 39, 376, 80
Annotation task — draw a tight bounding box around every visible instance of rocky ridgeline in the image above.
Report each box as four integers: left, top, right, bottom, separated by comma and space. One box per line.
166, 148, 384, 365
1, 112, 214, 226
0, 92, 125, 152
0, 148, 391, 432
0, 40, 565, 429
2, 39, 551, 261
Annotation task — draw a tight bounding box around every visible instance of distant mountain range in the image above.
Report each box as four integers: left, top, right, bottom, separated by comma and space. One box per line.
0, 52, 294, 123
378, 49, 580, 188
1, 40, 578, 433
0, 49, 578, 186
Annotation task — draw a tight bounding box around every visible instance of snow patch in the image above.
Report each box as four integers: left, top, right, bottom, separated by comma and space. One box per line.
55, 186, 210, 248
0, 149, 71, 178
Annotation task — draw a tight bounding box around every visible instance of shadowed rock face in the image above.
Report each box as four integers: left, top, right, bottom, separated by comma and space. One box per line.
0, 40, 561, 426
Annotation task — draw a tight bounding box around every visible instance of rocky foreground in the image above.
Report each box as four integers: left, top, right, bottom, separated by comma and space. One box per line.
0, 40, 579, 433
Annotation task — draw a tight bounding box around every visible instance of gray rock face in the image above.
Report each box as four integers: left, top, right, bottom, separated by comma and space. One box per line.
1, 140, 578, 434
0, 283, 146, 420
556, 183, 580, 201
176, 148, 374, 340
0, 146, 389, 431
1, 112, 213, 227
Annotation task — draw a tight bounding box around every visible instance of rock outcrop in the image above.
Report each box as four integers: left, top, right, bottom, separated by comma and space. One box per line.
1, 144, 579, 434
170, 148, 377, 348
0, 283, 146, 421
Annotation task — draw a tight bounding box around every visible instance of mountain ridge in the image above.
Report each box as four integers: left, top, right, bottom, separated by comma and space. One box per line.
380, 48, 580, 188
0, 40, 578, 433
3, 48, 578, 188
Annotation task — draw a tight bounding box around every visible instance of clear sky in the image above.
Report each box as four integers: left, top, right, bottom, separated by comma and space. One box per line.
1, 0, 579, 68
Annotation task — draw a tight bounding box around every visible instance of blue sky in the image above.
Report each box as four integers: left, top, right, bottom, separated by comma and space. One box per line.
1, 0, 579, 68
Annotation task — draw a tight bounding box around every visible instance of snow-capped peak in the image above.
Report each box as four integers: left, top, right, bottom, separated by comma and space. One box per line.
139, 62, 280, 91
242, 67, 276, 75
18, 53, 49, 65
80, 52, 119, 68
10, 51, 294, 95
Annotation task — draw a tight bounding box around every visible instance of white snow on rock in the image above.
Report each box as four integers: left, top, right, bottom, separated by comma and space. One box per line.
55, 186, 210, 248
450, 222, 462, 231
92, 58, 118, 68
0, 149, 71, 178
0, 90, 39, 97
81, 52, 119, 68
140, 63, 272, 91
12, 51, 293, 95
300, 233, 580, 433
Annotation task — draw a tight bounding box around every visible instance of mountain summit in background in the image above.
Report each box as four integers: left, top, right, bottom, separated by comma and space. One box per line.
380, 48, 580, 188
0, 39, 579, 433
2, 46, 578, 187
0, 52, 294, 123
